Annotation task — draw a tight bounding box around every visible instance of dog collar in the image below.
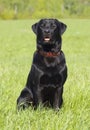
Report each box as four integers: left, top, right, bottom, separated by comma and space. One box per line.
37, 50, 61, 57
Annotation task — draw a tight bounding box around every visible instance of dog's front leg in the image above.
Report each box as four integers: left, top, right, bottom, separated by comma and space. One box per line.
53, 87, 63, 110
36, 88, 43, 105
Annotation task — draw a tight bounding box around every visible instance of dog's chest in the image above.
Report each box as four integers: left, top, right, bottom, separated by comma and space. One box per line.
40, 58, 62, 87
33, 53, 63, 88
40, 73, 62, 88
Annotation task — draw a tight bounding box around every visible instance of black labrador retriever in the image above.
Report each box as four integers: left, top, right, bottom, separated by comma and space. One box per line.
17, 18, 67, 110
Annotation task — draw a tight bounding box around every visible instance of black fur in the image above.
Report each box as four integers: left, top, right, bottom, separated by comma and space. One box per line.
17, 19, 67, 110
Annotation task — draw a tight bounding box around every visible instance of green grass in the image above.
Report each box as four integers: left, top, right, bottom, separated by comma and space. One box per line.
0, 19, 90, 130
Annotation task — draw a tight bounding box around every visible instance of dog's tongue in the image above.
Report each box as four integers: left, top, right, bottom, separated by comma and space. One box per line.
44, 38, 50, 42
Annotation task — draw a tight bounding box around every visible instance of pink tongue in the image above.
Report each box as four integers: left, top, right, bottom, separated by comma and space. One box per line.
44, 38, 50, 42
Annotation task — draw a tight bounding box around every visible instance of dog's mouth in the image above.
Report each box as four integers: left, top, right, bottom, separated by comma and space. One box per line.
43, 36, 51, 43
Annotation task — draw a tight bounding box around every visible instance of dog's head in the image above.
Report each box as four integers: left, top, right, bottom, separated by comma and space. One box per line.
32, 19, 67, 52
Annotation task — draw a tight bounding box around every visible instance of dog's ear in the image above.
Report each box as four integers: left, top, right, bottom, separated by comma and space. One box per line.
32, 23, 38, 34
60, 22, 67, 35
55, 19, 67, 35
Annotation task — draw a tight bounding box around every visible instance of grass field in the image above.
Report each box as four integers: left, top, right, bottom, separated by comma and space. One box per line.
0, 19, 90, 130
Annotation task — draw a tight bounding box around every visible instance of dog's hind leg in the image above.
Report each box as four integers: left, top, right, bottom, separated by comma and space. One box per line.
17, 87, 33, 110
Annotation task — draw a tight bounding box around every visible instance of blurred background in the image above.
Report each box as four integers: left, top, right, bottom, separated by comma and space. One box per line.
0, 0, 90, 20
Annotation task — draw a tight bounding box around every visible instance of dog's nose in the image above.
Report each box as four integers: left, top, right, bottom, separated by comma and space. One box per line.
44, 29, 50, 33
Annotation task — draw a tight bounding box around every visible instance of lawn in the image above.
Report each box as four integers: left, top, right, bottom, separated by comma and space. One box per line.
0, 19, 90, 130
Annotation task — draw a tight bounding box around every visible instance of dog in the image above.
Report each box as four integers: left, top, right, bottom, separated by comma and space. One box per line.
17, 18, 67, 110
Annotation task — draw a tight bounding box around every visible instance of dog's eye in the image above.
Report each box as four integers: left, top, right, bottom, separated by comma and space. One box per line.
40, 23, 46, 28
50, 24, 56, 29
